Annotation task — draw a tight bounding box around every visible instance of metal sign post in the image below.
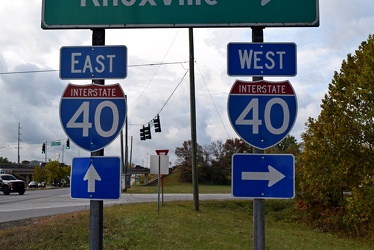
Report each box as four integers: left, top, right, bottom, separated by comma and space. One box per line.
90, 28, 105, 250
252, 27, 265, 250
151, 150, 169, 214
227, 27, 299, 250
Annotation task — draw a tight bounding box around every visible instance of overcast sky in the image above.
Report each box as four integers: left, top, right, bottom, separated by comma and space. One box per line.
0, 1, 373, 167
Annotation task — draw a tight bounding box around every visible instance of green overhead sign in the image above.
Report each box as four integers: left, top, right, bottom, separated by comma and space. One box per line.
51, 141, 61, 146
42, 0, 319, 29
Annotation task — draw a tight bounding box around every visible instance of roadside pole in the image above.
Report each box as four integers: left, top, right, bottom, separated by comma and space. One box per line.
189, 27, 199, 212
162, 175, 165, 206
120, 130, 125, 190
90, 28, 105, 250
154, 150, 169, 213
44, 141, 47, 162
157, 155, 161, 213
252, 27, 265, 250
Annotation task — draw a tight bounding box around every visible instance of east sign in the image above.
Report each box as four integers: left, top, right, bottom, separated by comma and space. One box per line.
60, 46, 127, 80
42, 0, 319, 29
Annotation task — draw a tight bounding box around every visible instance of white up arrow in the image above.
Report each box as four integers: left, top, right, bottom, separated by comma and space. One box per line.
242, 165, 285, 187
261, 0, 271, 6
84, 164, 101, 193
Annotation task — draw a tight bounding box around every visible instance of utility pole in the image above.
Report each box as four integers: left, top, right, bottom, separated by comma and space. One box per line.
44, 142, 47, 163
189, 27, 199, 211
17, 122, 21, 164
61, 144, 65, 164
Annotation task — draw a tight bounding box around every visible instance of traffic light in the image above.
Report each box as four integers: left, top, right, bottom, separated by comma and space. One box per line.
66, 139, 70, 149
154, 114, 161, 133
42, 143, 45, 154
144, 124, 152, 140
140, 126, 146, 141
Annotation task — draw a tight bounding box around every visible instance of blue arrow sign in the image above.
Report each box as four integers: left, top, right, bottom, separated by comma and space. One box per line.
227, 43, 297, 76
60, 45, 127, 79
227, 80, 297, 149
232, 154, 294, 199
59, 83, 127, 152
71, 157, 121, 200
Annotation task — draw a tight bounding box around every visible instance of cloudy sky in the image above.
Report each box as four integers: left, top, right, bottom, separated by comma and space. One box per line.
0, 1, 373, 167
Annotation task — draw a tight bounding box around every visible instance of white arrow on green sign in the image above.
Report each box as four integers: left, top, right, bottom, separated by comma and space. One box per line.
42, 0, 319, 29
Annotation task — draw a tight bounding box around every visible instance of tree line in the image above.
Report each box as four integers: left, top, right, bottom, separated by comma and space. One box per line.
298, 34, 374, 235
33, 161, 71, 186
175, 135, 301, 185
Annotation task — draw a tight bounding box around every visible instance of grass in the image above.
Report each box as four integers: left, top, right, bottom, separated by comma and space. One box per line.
1, 171, 373, 249
0, 200, 373, 250
129, 169, 231, 194
129, 181, 231, 194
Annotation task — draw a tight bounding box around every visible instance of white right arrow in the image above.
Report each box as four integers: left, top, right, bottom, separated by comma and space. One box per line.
84, 164, 101, 193
242, 165, 285, 187
261, 0, 271, 6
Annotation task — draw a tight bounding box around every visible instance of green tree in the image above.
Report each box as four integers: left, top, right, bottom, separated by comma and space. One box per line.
299, 35, 374, 234
265, 135, 301, 155
266, 135, 302, 193
34, 166, 48, 183
45, 161, 71, 186
0, 157, 13, 164
175, 140, 204, 182
207, 138, 253, 184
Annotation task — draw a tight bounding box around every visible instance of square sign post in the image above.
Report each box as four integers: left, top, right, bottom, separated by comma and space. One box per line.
150, 150, 169, 213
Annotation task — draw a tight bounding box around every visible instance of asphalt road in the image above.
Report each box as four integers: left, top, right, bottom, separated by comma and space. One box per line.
0, 188, 234, 223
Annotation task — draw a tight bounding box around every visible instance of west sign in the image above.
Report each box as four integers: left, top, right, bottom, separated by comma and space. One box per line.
42, 0, 319, 29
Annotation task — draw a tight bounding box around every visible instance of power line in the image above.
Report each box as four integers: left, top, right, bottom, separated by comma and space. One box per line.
157, 69, 189, 115
0, 61, 188, 75
129, 68, 189, 127
195, 61, 232, 139
0, 69, 58, 75
129, 29, 182, 106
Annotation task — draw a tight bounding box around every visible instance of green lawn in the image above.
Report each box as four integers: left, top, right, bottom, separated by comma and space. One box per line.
0, 200, 372, 250
129, 170, 231, 194
129, 182, 231, 194
1, 171, 373, 249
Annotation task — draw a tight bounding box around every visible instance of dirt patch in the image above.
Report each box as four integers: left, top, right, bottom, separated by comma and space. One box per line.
0, 218, 38, 230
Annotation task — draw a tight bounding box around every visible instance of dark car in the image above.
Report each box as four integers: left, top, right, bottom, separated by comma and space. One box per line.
0, 174, 26, 195
28, 181, 38, 188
